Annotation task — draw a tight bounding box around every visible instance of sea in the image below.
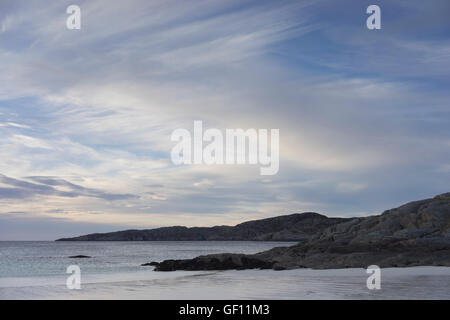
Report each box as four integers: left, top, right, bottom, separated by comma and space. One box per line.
0, 241, 449, 300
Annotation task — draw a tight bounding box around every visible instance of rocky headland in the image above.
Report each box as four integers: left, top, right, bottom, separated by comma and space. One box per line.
150, 193, 450, 271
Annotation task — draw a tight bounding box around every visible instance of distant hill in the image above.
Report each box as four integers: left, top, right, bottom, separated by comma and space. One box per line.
151, 192, 450, 271
56, 212, 349, 241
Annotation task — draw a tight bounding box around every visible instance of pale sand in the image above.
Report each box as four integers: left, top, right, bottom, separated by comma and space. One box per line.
1, 266, 449, 300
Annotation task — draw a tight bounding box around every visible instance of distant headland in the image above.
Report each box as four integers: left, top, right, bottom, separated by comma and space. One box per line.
56, 212, 348, 242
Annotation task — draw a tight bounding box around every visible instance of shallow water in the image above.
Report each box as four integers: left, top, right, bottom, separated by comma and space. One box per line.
0, 241, 449, 299
0, 241, 291, 277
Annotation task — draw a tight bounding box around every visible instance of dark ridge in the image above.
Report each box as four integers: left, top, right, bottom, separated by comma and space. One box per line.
56, 212, 348, 242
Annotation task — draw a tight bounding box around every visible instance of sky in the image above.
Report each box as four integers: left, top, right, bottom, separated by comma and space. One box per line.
0, 0, 449, 240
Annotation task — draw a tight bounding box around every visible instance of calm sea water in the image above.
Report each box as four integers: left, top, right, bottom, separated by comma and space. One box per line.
1, 241, 449, 299
0, 241, 294, 277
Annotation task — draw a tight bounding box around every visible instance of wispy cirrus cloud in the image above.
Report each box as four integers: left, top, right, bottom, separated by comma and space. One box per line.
0, 0, 449, 239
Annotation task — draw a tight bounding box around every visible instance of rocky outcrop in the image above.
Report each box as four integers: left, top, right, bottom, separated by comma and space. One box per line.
151, 193, 450, 271
153, 254, 275, 271
141, 262, 159, 266
56, 212, 348, 241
